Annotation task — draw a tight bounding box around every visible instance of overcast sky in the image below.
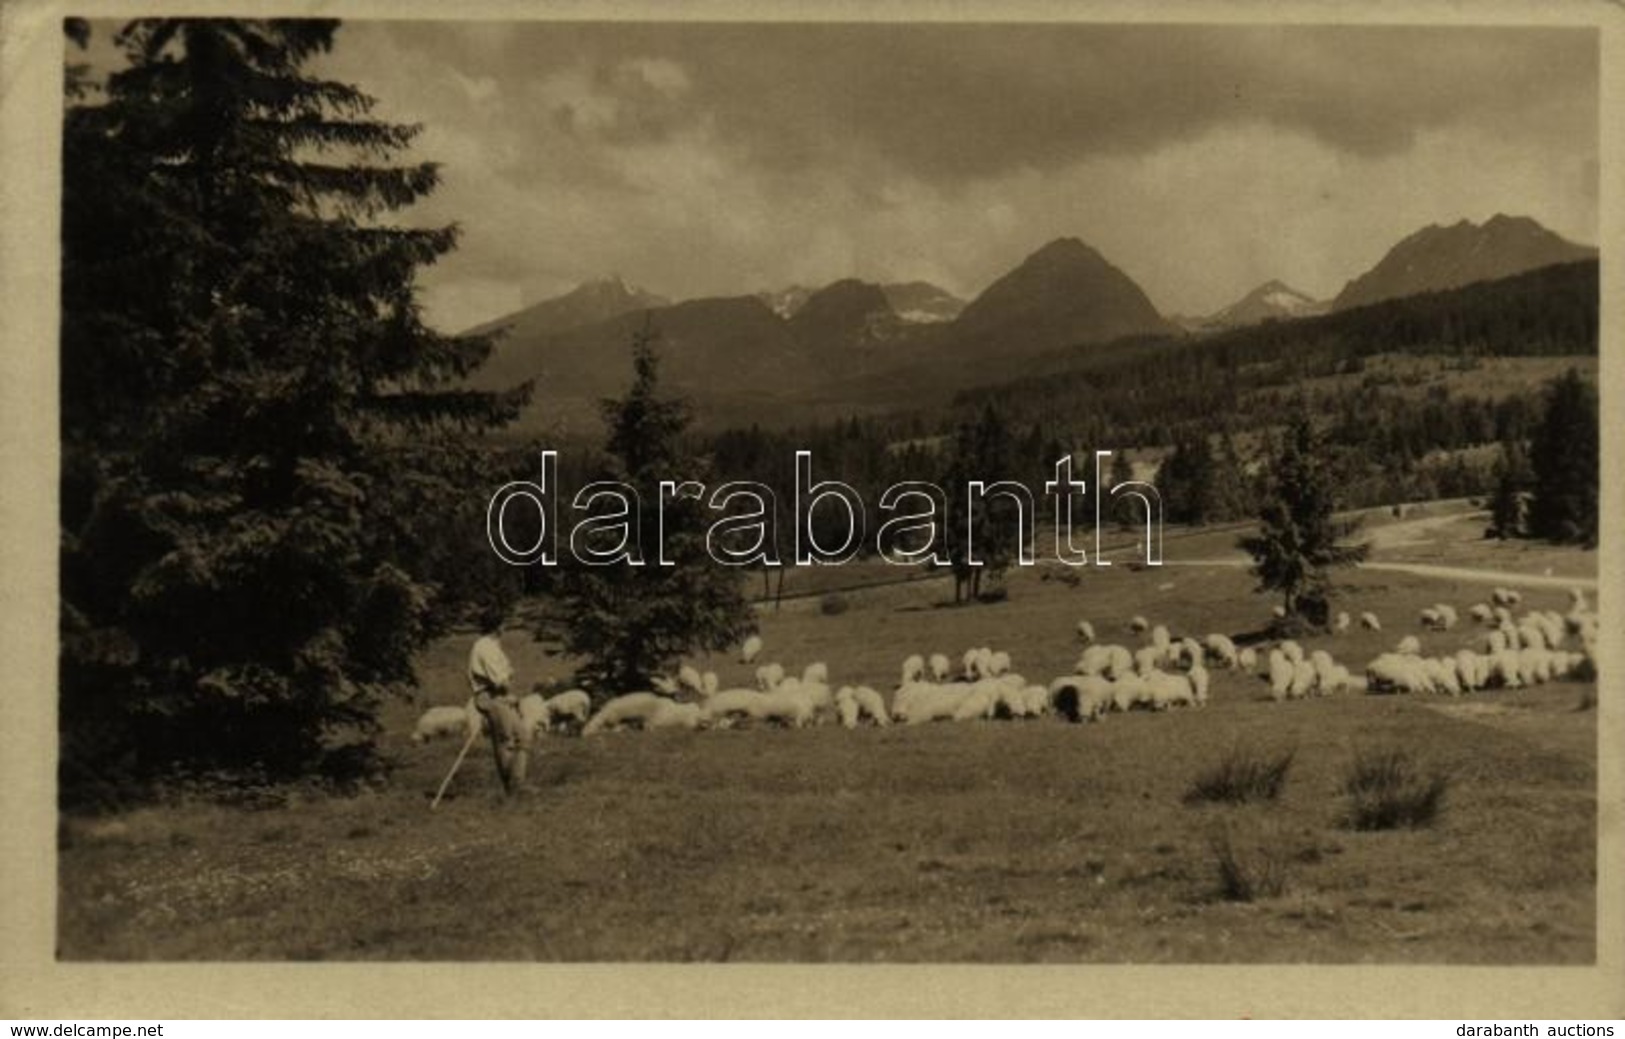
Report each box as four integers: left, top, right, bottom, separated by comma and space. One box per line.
297, 21, 1600, 330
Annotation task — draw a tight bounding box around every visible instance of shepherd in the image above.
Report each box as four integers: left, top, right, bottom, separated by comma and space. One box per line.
467, 605, 530, 797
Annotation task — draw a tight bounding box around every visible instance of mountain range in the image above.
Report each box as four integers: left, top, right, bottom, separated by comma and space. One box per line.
467, 214, 1595, 432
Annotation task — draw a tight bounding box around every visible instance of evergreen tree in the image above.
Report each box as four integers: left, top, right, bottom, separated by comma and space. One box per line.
1489, 437, 1531, 540
1527, 368, 1599, 545
1109, 450, 1139, 530
59, 19, 528, 793
1237, 416, 1369, 626
552, 324, 755, 696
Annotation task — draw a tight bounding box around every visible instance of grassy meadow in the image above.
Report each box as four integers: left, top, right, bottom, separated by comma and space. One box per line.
57, 507, 1600, 962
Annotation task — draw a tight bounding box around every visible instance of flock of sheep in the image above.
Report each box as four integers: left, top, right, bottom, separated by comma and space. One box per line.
410, 586, 1600, 747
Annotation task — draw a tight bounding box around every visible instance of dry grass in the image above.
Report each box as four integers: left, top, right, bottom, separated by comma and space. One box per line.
1341, 748, 1450, 831
1185, 745, 1295, 805
58, 533, 1598, 963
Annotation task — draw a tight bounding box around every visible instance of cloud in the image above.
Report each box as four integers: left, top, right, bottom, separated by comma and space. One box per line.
304, 20, 1598, 330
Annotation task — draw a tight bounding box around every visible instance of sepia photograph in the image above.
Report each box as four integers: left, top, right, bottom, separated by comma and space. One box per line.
2, 0, 1620, 1020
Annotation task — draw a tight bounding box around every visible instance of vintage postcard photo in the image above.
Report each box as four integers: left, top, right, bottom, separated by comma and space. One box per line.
2, 0, 1620, 1019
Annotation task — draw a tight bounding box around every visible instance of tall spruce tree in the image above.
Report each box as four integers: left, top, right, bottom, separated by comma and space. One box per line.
1527, 368, 1599, 546
551, 323, 755, 697
60, 20, 528, 793
1238, 416, 1369, 626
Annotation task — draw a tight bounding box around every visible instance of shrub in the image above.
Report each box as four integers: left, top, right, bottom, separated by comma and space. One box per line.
1208, 829, 1290, 902
820, 592, 850, 616
1342, 748, 1449, 830
1185, 745, 1295, 805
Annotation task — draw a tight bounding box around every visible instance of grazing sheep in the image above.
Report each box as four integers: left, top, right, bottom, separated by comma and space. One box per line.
1145, 670, 1197, 710
701, 672, 719, 697
834, 689, 861, 729
1490, 649, 1524, 689
1366, 653, 1429, 694
1110, 673, 1153, 712
648, 700, 703, 730
518, 693, 550, 735
1237, 646, 1259, 672
1396, 635, 1421, 656
678, 664, 703, 694
1174, 637, 1204, 670
739, 634, 763, 664
802, 661, 829, 686
583, 692, 668, 735
1133, 645, 1163, 676
962, 647, 984, 680
756, 684, 815, 727
1334, 611, 1351, 634
1048, 675, 1112, 722
988, 650, 1012, 677
1271, 604, 1288, 620
900, 654, 926, 687
952, 683, 999, 721
929, 653, 951, 682
702, 688, 768, 726
1468, 603, 1494, 625
1128, 615, 1150, 635
1076, 644, 1113, 676
412, 704, 480, 743
1279, 640, 1305, 664
798, 680, 835, 721
1492, 587, 1522, 607
1150, 624, 1171, 650
1309, 650, 1338, 690
1267, 649, 1293, 701
850, 685, 890, 726
1359, 611, 1382, 632
894, 682, 971, 725
1435, 604, 1459, 630
543, 689, 591, 730
1289, 659, 1318, 699
1419, 606, 1442, 630
1204, 633, 1239, 670
1187, 663, 1211, 705
1077, 620, 1096, 644
755, 662, 785, 691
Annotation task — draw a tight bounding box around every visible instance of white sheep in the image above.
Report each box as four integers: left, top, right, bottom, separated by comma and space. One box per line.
1150, 624, 1171, 652
1396, 635, 1421, 656
412, 703, 480, 743
757, 682, 815, 727
647, 700, 703, 730
802, 661, 829, 686
1237, 646, 1259, 672
702, 688, 768, 727
1204, 633, 1239, 670
834, 689, 861, 729
1187, 663, 1211, 705
1289, 659, 1318, 699
1267, 649, 1293, 701
1334, 611, 1351, 634
850, 685, 890, 726
1435, 604, 1458, 630
1076, 620, 1096, 644
1111, 673, 1154, 712
650, 674, 679, 695
1128, 615, 1150, 634
543, 689, 591, 729
1047, 675, 1112, 722
1133, 645, 1163, 676
755, 662, 785, 691
928, 653, 951, 682
517, 692, 550, 735
1145, 670, 1197, 710
894, 682, 971, 725
1366, 653, 1428, 694
1468, 603, 1494, 625
1360, 611, 1382, 632
1271, 604, 1288, 620
678, 664, 703, 694
987, 650, 1012, 677
739, 634, 763, 664
1279, 640, 1305, 664
582, 692, 668, 735
900, 654, 926, 687
1419, 606, 1442, 630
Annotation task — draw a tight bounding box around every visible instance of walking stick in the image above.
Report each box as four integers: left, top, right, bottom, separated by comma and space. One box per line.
431, 723, 482, 810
